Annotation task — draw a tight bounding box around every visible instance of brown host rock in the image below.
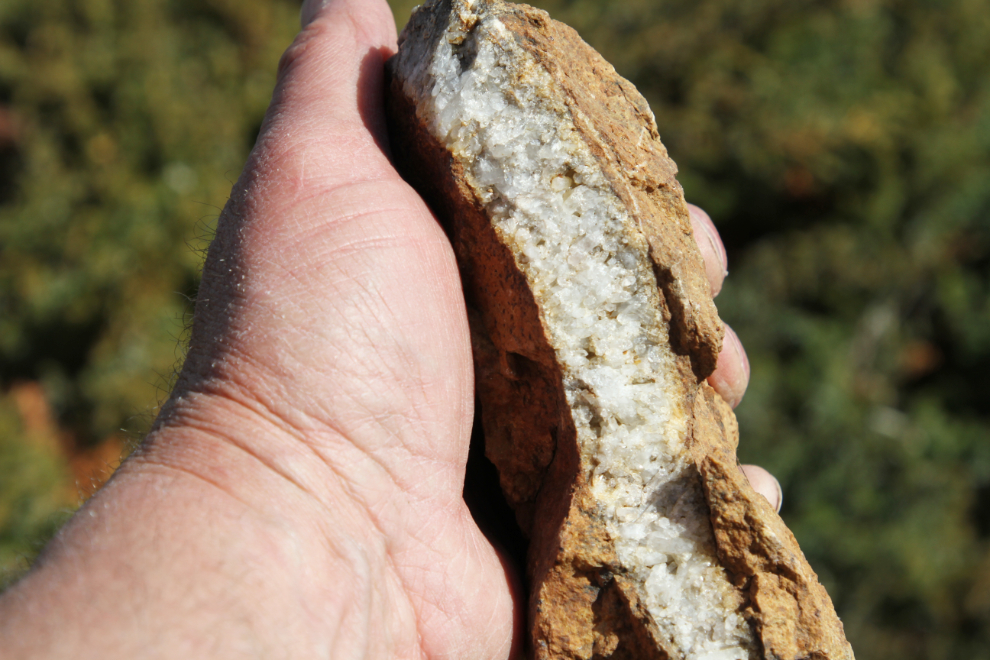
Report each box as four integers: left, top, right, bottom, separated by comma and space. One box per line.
385, 1, 855, 658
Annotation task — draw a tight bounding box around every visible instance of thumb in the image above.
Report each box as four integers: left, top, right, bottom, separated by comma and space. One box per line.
300, 0, 396, 36
175, 3, 519, 658
178, 0, 474, 484
261, 0, 398, 193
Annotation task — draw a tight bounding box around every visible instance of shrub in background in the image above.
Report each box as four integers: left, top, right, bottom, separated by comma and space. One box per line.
3, 0, 990, 657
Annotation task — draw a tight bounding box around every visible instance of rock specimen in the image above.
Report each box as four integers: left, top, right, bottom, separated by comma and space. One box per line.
385, 1, 856, 658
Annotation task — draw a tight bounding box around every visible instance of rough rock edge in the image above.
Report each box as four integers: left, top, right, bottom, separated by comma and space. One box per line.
493, 4, 722, 379
384, 1, 856, 659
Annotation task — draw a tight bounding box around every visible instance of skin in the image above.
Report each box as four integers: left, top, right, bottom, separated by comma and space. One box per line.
0, 0, 779, 657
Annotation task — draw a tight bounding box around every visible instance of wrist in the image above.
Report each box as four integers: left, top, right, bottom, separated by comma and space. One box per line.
0, 390, 425, 659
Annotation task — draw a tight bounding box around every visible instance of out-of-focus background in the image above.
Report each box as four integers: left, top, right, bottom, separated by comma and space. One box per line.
2, 0, 989, 656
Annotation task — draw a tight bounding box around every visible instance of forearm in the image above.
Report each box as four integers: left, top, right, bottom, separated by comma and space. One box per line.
0, 415, 419, 660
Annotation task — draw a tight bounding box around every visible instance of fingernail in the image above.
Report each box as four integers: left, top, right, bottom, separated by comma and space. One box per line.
771, 475, 783, 513
689, 205, 727, 274
731, 328, 750, 385
740, 465, 783, 513
301, 0, 330, 27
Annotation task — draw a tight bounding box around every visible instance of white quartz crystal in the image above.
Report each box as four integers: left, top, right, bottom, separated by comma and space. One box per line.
402, 3, 756, 657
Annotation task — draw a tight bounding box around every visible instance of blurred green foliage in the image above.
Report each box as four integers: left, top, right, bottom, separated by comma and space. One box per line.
0, 0, 300, 580
0, 386, 74, 587
2, 0, 990, 657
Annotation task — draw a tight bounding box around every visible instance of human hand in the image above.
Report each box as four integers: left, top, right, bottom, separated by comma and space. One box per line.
0, 1, 777, 658
688, 202, 782, 512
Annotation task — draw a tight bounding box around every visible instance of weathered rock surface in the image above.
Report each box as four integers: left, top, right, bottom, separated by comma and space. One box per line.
385, 1, 855, 659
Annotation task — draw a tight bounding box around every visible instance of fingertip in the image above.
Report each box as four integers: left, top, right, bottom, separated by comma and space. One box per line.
290, 0, 398, 91
734, 325, 751, 384
687, 204, 728, 298
247, 0, 402, 202
707, 324, 750, 408
300, 0, 328, 28
740, 465, 783, 513
301, 0, 398, 48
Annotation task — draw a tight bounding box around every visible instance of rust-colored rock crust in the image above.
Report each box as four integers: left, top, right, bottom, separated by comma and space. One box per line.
385, 1, 855, 659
